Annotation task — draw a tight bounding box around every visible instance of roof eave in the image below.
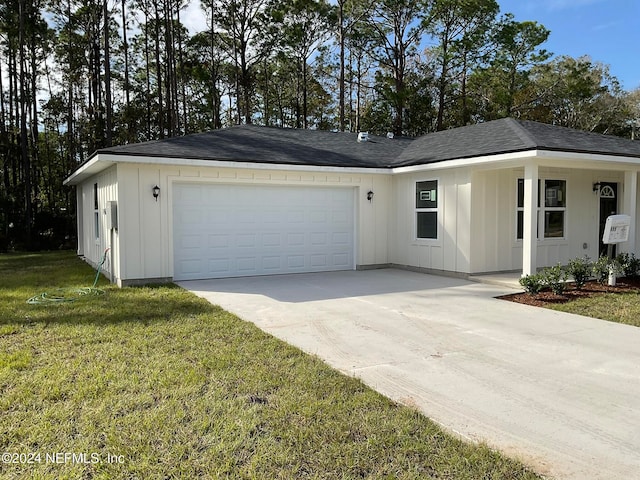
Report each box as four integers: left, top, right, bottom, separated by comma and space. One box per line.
391, 149, 539, 173
536, 148, 640, 164
391, 147, 640, 174
63, 156, 114, 186
65, 152, 392, 181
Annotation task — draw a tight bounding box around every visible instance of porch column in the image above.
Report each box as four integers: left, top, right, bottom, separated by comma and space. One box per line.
623, 170, 638, 254
522, 163, 538, 276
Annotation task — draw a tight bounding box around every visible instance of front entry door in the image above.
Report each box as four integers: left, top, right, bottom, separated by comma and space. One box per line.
598, 182, 618, 257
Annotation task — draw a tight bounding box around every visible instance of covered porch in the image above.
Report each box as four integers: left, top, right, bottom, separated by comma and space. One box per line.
469, 151, 640, 277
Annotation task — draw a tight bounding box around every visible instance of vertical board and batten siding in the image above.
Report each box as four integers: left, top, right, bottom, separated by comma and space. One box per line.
117, 163, 171, 283
77, 166, 119, 279
469, 169, 515, 273
470, 167, 627, 273
636, 172, 640, 252
115, 163, 391, 284
390, 169, 472, 274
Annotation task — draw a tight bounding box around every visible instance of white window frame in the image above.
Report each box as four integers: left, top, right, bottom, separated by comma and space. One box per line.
415, 179, 439, 242
516, 178, 567, 241
93, 183, 100, 242
542, 179, 567, 240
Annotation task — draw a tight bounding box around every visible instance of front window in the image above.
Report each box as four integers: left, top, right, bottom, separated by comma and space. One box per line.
543, 180, 566, 238
517, 178, 566, 239
94, 183, 100, 240
416, 180, 438, 239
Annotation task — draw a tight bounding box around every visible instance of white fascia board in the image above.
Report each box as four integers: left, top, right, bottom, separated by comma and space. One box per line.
391, 149, 640, 174
96, 153, 391, 175
535, 149, 640, 170
391, 150, 537, 174
63, 156, 114, 186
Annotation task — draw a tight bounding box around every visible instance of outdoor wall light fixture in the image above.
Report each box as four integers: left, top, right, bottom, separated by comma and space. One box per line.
367, 190, 374, 202
152, 185, 160, 201
593, 182, 601, 194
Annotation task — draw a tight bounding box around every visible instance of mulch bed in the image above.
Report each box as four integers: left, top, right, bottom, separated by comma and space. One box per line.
499, 277, 640, 307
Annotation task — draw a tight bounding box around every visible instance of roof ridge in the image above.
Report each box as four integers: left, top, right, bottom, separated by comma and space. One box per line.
504, 118, 539, 148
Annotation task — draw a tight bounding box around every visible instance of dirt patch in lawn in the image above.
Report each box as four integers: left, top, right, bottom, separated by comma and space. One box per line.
499, 277, 640, 307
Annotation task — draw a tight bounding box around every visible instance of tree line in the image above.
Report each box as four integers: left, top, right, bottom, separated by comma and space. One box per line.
1, 0, 639, 250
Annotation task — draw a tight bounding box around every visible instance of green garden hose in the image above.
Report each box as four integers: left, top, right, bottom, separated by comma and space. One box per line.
26, 248, 110, 305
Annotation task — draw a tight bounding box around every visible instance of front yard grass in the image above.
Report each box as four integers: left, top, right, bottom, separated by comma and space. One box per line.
548, 290, 640, 327
0, 251, 541, 479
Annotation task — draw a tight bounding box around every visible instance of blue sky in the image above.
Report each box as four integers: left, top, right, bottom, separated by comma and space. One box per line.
181, 0, 640, 91
499, 0, 640, 90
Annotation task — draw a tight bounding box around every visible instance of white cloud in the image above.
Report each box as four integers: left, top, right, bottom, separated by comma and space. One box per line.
180, 2, 209, 35
591, 21, 620, 31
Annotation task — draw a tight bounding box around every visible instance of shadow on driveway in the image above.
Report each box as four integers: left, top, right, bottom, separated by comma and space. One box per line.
178, 268, 488, 303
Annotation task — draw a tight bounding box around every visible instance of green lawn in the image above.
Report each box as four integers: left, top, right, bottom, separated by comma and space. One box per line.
0, 251, 541, 479
548, 290, 640, 327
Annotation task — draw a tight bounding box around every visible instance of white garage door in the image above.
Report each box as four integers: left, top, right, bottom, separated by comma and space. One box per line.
173, 184, 355, 280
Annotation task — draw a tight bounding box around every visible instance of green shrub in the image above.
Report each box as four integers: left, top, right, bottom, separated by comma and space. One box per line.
566, 256, 591, 290
541, 263, 568, 295
519, 273, 544, 295
615, 252, 640, 278
592, 255, 623, 284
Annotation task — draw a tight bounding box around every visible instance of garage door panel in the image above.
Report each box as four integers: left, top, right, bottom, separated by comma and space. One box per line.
177, 234, 200, 249
179, 259, 203, 276
209, 258, 230, 274
208, 234, 229, 248
173, 184, 355, 280
333, 232, 350, 245
310, 210, 327, 223
237, 233, 257, 247
207, 210, 229, 223
287, 233, 305, 246
310, 254, 328, 267
262, 256, 282, 271
333, 253, 350, 266
262, 233, 282, 247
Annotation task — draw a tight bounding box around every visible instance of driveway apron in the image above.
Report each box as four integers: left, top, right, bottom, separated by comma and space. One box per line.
179, 269, 640, 480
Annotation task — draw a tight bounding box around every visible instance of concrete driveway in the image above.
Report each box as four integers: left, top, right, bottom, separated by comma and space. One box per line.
179, 269, 640, 480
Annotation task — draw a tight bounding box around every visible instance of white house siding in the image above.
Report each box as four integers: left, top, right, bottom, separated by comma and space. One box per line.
636, 172, 640, 256
76, 166, 119, 280
115, 162, 391, 284
469, 169, 516, 273
390, 169, 472, 274
470, 166, 627, 273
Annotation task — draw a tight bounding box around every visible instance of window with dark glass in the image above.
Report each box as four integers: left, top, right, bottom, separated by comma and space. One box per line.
416, 180, 438, 239
516, 178, 565, 240
543, 180, 566, 238
94, 183, 99, 240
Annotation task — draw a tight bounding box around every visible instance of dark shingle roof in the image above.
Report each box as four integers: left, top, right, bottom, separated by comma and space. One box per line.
90, 119, 640, 171
96, 124, 412, 168
392, 118, 640, 167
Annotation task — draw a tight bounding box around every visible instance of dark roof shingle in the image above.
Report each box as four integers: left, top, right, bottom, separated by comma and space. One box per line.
97, 125, 412, 168
392, 118, 640, 167
91, 119, 640, 170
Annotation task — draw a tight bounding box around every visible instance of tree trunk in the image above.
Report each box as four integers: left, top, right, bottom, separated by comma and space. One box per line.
154, 1, 164, 137
302, 58, 308, 129
436, 35, 449, 132
122, 0, 130, 110
104, 0, 112, 146
18, 0, 32, 247
338, 0, 345, 131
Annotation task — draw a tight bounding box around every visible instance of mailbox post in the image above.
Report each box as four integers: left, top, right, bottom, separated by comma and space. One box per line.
602, 214, 631, 286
